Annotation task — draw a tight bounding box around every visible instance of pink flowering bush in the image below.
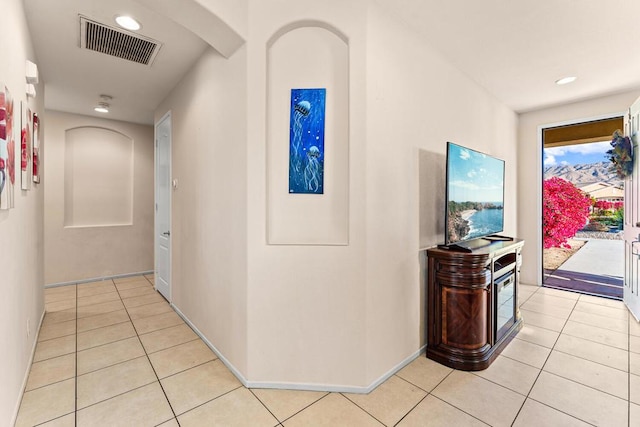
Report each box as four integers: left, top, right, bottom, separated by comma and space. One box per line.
543, 177, 592, 249
593, 200, 623, 212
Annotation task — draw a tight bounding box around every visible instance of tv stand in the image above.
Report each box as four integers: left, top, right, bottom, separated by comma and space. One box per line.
426, 238, 524, 370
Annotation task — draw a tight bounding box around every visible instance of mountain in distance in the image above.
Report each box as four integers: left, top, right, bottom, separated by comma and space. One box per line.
544, 161, 622, 187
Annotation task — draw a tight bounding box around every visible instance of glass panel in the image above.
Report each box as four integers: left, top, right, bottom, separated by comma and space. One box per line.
496, 274, 515, 341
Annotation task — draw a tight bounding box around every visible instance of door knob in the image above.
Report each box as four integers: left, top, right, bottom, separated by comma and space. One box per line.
162, 231, 170, 236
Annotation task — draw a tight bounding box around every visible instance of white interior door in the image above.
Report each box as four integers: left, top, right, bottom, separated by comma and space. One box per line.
155, 113, 171, 301
624, 97, 640, 321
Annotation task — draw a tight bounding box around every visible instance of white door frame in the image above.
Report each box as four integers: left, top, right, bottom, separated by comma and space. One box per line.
624, 98, 640, 321
537, 112, 626, 286
155, 111, 172, 301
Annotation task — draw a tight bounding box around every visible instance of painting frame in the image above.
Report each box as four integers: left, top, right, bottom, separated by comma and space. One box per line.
288, 88, 326, 194
0, 84, 15, 209
33, 113, 40, 184
21, 102, 32, 190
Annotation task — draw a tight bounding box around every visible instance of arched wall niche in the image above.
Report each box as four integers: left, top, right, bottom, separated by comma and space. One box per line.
266, 21, 350, 245
64, 126, 134, 228
266, 20, 349, 47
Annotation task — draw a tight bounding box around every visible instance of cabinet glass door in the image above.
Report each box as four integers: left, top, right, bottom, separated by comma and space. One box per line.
495, 273, 516, 342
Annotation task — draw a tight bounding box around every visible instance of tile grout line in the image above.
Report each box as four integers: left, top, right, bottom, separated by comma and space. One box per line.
77, 319, 130, 335
538, 370, 629, 402
74, 293, 168, 333
74, 323, 194, 376
76, 329, 138, 353
72, 380, 158, 415
549, 346, 630, 374
388, 375, 434, 426
20, 284, 79, 426
506, 288, 539, 426
509, 286, 568, 425
338, 392, 387, 426
132, 317, 186, 336
523, 397, 599, 427
511, 287, 601, 426
392, 393, 429, 427
36, 278, 631, 426
560, 317, 627, 335
274, 392, 332, 425
75, 278, 119, 421
113, 278, 182, 426
391, 368, 494, 426
247, 388, 283, 424
429, 394, 492, 427
560, 328, 629, 350
75, 339, 148, 377
148, 353, 216, 382
172, 385, 245, 420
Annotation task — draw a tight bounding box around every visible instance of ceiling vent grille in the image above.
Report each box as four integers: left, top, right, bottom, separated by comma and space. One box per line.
79, 16, 161, 66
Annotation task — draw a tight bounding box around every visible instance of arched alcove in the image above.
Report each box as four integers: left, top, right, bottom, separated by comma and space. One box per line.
266, 22, 350, 245
64, 126, 134, 227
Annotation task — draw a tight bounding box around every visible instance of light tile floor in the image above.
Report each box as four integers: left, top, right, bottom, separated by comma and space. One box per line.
14, 277, 640, 426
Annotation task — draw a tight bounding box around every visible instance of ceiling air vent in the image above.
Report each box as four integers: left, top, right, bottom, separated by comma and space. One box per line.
79, 16, 161, 66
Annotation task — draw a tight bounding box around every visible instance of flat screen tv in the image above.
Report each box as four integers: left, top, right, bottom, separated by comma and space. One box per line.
445, 142, 505, 247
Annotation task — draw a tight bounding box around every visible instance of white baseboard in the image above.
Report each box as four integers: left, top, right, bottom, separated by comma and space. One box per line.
11, 309, 46, 427
171, 303, 426, 394
171, 304, 251, 387
244, 344, 427, 394
45, 270, 154, 288
357, 345, 427, 393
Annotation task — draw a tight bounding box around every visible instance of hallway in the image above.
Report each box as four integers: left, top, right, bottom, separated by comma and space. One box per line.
13, 276, 640, 426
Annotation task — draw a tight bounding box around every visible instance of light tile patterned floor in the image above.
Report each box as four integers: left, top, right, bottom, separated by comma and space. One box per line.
14, 278, 640, 426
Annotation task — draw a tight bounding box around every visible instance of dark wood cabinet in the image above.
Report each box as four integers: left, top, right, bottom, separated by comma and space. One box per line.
426, 239, 524, 370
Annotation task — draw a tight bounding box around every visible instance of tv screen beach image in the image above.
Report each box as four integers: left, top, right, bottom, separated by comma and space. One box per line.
446, 143, 505, 244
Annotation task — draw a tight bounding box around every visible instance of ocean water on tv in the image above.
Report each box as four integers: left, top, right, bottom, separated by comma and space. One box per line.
466, 205, 504, 239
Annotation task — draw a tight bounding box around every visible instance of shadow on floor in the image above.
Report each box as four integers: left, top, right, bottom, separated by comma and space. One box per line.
543, 268, 623, 300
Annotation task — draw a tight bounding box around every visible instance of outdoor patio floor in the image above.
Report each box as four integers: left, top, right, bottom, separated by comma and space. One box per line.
544, 238, 624, 300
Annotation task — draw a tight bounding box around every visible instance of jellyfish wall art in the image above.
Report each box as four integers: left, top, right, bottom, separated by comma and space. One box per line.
289, 88, 326, 194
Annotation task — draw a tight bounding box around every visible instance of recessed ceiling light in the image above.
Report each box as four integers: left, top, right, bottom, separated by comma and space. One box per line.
94, 103, 109, 113
94, 95, 112, 113
555, 76, 577, 85
115, 15, 141, 31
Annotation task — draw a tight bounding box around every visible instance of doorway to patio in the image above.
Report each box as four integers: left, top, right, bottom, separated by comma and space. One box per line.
542, 116, 625, 299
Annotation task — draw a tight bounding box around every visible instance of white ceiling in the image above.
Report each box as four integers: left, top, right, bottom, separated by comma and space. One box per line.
375, 0, 640, 113
23, 0, 640, 125
24, 0, 208, 124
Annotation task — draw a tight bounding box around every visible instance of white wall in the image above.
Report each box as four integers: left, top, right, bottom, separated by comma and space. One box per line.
245, 0, 518, 388
198, 0, 248, 37
0, 0, 45, 423
63, 127, 134, 227
518, 90, 640, 285
266, 26, 350, 245
44, 111, 154, 284
246, 0, 370, 388
157, 0, 519, 389
155, 46, 249, 375
363, 2, 518, 383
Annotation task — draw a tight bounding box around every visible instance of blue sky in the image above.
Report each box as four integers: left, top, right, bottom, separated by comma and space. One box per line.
544, 141, 610, 167
448, 143, 504, 203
